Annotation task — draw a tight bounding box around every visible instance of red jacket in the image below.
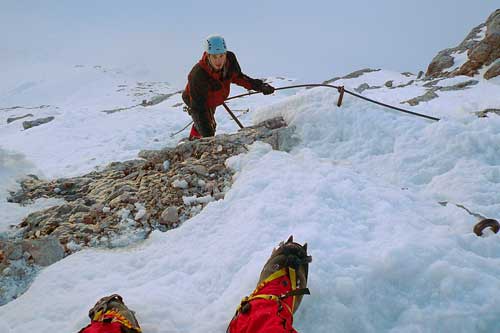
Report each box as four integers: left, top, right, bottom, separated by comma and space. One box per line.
182, 51, 264, 136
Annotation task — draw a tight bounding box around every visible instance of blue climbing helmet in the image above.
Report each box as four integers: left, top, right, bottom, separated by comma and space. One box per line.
204, 35, 227, 55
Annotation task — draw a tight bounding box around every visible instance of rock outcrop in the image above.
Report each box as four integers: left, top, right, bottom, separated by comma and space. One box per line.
1, 117, 292, 304
22, 116, 55, 130
426, 9, 500, 80
402, 79, 479, 106
322, 68, 381, 85
6, 114, 33, 124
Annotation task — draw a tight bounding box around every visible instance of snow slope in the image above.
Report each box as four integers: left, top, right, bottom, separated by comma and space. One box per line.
1, 65, 500, 332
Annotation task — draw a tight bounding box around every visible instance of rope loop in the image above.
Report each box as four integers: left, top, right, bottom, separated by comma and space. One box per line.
171, 83, 440, 137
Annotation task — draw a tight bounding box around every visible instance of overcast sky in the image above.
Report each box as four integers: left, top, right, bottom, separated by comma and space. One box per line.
1, 1, 498, 88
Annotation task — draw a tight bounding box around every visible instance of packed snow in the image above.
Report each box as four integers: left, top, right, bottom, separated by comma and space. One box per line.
0, 149, 63, 232
1, 62, 500, 333
472, 26, 487, 42
447, 51, 469, 73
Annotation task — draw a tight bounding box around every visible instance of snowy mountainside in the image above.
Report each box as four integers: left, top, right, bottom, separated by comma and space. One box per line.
255, 74, 500, 218
1, 59, 500, 333
0, 65, 293, 179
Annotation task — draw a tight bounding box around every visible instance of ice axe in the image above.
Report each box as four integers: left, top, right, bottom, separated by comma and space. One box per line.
222, 102, 244, 129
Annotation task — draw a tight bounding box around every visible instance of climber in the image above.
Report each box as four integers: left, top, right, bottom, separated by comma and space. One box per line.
182, 34, 275, 140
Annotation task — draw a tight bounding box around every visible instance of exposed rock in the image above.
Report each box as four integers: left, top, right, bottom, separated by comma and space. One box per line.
343, 68, 381, 79
132, 203, 147, 221
426, 9, 500, 79
141, 91, 182, 107
456, 10, 500, 78
7, 114, 34, 124
208, 164, 224, 174
162, 160, 171, 171
0, 117, 292, 307
322, 68, 381, 85
172, 179, 188, 189
22, 237, 65, 266
100, 90, 182, 114
355, 83, 370, 93
354, 83, 382, 93
403, 79, 478, 106
5, 242, 24, 260
402, 89, 439, 106
214, 192, 225, 200
439, 80, 478, 91
22, 116, 55, 130
321, 76, 341, 85
160, 206, 179, 225
0, 105, 51, 112
484, 60, 500, 79
475, 108, 500, 118
423, 79, 442, 87
191, 165, 208, 176
385, 80, 393, 88
391, 80, 415, 89
426, 52, 455, 77
7, 116, 291, 259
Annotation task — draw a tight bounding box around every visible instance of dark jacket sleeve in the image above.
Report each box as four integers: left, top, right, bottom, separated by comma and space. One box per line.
226, 51, 264, 91
187, 66, 215, 137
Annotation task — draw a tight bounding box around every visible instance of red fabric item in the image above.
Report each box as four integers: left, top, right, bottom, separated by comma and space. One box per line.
228, 275, 298, 333
197, 52, 230, 108
80, 321, 123, 333
182, 51, 260, 137
189, 124, 202, 140
190, 52, 254, 110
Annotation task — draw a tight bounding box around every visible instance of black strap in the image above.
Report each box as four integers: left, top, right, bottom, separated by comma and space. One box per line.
279, 288, 310, 300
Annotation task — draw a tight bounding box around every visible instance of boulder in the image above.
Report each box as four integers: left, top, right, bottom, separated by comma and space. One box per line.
342, 68, 380, 79
22, 116, 55, 130
354, 83, 381, 93
426, 52, 455, 77
160, 206, 179, 225
7, 114, 33, 124
484, 60, 500, 79
402, 89, 439, 106
5, 242, 24, 260
22, 237, 65, 266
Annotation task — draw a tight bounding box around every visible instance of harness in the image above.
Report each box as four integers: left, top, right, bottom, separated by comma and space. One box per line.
235, 267, 310, 316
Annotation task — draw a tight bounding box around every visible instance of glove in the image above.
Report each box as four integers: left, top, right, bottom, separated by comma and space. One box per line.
261, 83, 275, 95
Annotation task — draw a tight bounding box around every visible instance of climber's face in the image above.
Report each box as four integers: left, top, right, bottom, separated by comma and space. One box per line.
208, 53, 227, 71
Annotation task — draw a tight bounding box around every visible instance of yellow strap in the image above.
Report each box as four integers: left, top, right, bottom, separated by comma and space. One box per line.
247, 268, 288, 298
92, 310, 104, 321
92, 309, 142, 332
260, 268, 288, 286
235, 267, 297, 315
248, 294, 279, 302
289, 267, 297, 312
242, 294, 293, 315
